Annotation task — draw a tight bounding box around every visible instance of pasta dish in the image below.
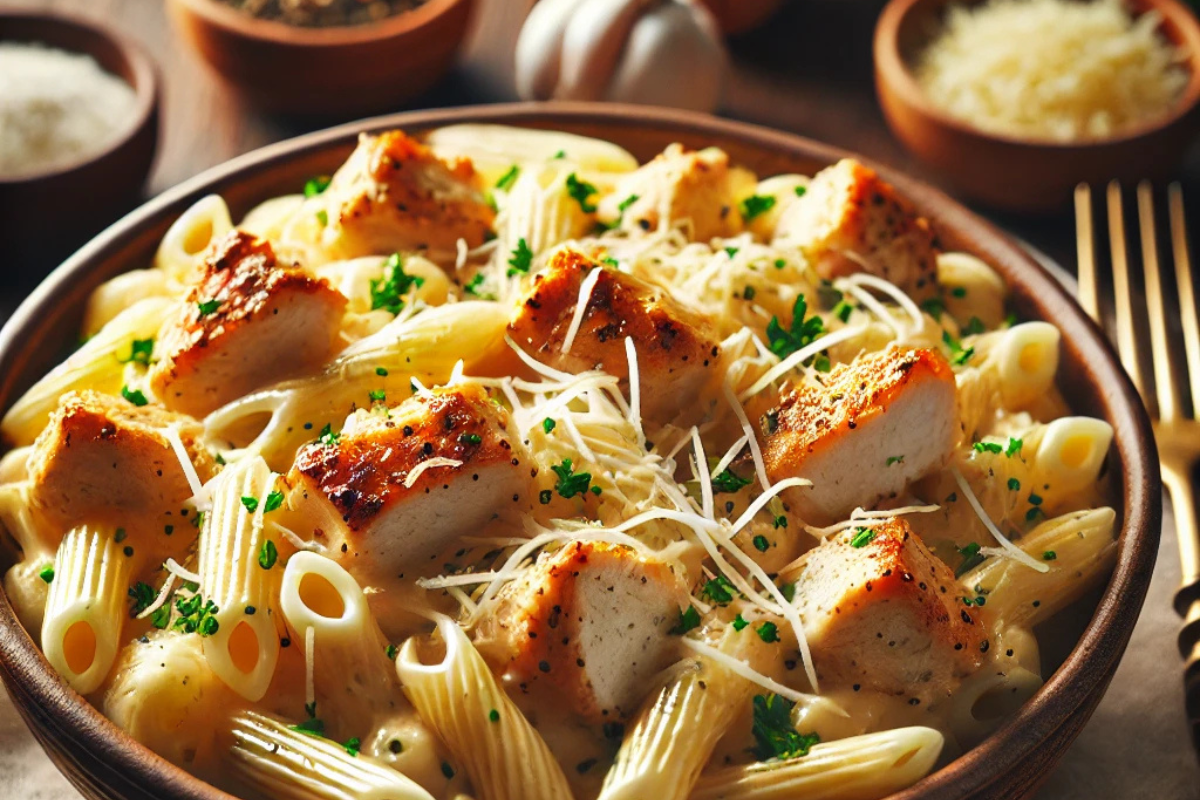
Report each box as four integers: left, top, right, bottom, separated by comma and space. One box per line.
0, 124, 1117, 800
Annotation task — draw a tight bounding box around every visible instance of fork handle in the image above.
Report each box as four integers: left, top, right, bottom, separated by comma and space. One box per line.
1165, 470, 1200, 749
1183, 598, 1200, 751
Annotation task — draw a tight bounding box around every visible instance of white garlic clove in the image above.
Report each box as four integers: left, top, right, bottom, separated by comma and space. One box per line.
514, 0, 586, 101
558, 0, 657, 102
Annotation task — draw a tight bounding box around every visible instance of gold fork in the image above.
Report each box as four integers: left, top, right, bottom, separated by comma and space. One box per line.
1076, 181, 1200, 751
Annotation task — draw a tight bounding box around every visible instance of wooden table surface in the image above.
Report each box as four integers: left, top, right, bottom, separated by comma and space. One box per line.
2, 1, 1199, 798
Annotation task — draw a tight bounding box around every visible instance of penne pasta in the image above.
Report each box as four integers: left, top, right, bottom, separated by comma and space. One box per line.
41, 523, 139, 694
198, 456, 282, 702
691, 726, 944, 800
156, 194, 234, 282
228, 710, 434, 800
397, 618, 573, 800
936, 252, 1008, 329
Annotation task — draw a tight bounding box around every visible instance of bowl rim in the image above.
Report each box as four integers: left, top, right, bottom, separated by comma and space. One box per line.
169, 0, 471, 46
0, 9, 159, 185
0, 101, 1162, 800
874, 0, 1200, 149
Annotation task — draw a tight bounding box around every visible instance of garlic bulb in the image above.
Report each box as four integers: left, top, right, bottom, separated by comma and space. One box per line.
515, 0, 728, 113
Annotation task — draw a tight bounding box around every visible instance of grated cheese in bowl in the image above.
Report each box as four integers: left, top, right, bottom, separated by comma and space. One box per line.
0, 42, 137, 178
913, 0, 1190, 142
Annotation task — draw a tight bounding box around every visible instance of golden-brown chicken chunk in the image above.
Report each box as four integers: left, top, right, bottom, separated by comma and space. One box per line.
149, 230, 347, 419
28, 390, 217, 531
596, 144, 756, 241
477, 540, 688, 722
290, 385, 529, 582
319, 130, 496, 260
507, 249, 721, 423
774, 159, 938, 296
762, 346, 957, 525
788, 518, 986, 702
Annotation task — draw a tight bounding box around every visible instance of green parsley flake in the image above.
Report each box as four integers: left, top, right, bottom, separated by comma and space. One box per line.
756, 621, 780, 643
920, 297, 945, 320
119, 338, 154, 366
539, 489, 553, 505
303, 175, 331, 197
669, 605, 702, 635
973, 441, 1004, 454
773, 258, 787, 270
617, 193, 640, 215
1028, 493, 1043, 506
951, 286, 968, 298
241, 496, 260, 513
495, 165, 520, 191
264, 491, 285, 513
1026, 507, 1045, 522
507, 238, 533, 276
955, 542, 985, 577
488, 708, 500, 723
551, 458, 592, 499
794, 185, 807, 197
464, 273, 493, 299
114, 528, 127, 543
289, 717, 325, 738
753, 535, 770, 552
1043, 550, 1057, 561
1005, 437, 1023, 457
774, 515, 788, 529
370, 253, 425, 315
38, 564, 54, 584
441, 762, 455, 780
701, 575, 737, 605
258, 540, 278, 570
315, 209, 328, 227
460, 433, 482, 445
767, 294, 826, 362
319, 423, 340, 447
780, 582, 796, 603
386, 644, 398, 660
343, 737, 361, 757
565, 173, 598, 213
128, 581, 156, 615
732, 614, 749, 632
738, 194, 776, 222
833, 300, 853, 323
743, 285, 757, 301
1008, 477, 1021, 491
725, 246, 740, 259
963, 316, 986, 335
942, 330, 974, 366
197, 298, 220, 316
121, 385, 148, 406
173, 594, 220, 637
542, 418, 556, 434
376, 367, 389, 376
886, 455, 904, 466
751, 693, 820, 761
712, 469, 752, 494
369, 389, 386, 403
849, 527, 876, 548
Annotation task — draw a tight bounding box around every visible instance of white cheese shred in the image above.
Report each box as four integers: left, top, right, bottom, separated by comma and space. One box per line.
560, 265, 603, 355
134, 572, 177, 621
624, 336, 643, 439
304, 626, 316, 711
403, 457, 464, 489
742, 325, 867, 400
951, 467, 1049, 573
162, 424, 211, 512
681, 637, 827, 707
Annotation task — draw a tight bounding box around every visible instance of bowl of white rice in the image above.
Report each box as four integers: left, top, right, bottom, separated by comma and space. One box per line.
875, 0, 1200, 211
0, 11, 159, 267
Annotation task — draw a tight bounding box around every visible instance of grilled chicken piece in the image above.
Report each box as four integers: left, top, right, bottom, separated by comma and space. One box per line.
789, 518, 986, 702
507, 249, 721, 423
290, 385, 529, 582
762, 346, 957, 525
477, 540, 688, 722
319, 130, 496, 260
596, 144, 757, 242
774, 159, 938, 297
28, 390, 216, 531
150, 230, 346, 419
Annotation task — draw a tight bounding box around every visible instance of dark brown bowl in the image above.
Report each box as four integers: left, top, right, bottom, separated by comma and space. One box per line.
0, 10, 159, 275
0, 103, 1161, 800
875, 0, 1200, 212
166, 0, 474, 117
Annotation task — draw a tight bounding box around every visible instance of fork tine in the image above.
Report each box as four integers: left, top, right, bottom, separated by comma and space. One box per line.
1137, 182, 1180, 421
1106, 181, 1149, 403
1169, 183, 1200, 415
1075, 183, 1101, 321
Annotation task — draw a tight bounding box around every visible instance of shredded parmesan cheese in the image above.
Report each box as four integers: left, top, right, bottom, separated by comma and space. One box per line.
951, 467, 1049, 573
162, 424, 211, 511
403, 457, 464, 489
560, 265, 603, 355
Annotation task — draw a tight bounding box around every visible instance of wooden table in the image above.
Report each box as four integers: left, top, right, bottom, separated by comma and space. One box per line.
2, 1, 1199, 798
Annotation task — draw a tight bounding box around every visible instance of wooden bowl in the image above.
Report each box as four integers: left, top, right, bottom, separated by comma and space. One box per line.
166, 0, 475, 117
0, 103, 1161, 800
0, 10, 159, 274
874, 0, 1200, 212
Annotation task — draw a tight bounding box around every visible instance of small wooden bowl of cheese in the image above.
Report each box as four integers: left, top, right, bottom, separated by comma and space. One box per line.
0, 10, 159, 271
874, 0, 1200, 212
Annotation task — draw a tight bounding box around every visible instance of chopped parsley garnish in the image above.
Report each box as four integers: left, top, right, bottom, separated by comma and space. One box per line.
920, 297, 945, 320
552, 150, 566, 160
319, 423, 340, 447
114, 528, 127, 543
197, 298, 220, 316
565, 173, 598, 213
119, 338, 154, 366
539, 489, 553, 504
701, 575, 737, 605
1043, 550, 1057, 561
303, 175, 331, 197
725, 246, 740, 259
617, 193, 640, 214
963, 316, 986, 335
376, 367, 389, 377
369, 389, 386, 403
289, 717, 326, 737
128, 581, 156, 615
488, 708, 500, 723
173, 595, 219, 636
774, 258, 787, 270
743, 285, 757, 301
833, 300, 854, 323
495, 165, 520, 190
767, 294, 826, 361
849, 527, 876, 548
38, 564, 54, 584
1026, 507, 1045, 522
386, 644, 398, 660
258, 540, 278, 570
370, 253, 425, 315
955, 542, 985, 577
264, 491, 285, 513
1028, 492, 1043, 506
756, 621, 780, 643
315, 209, 329, 227
1005, 437, 1023, 457
794, 185, 807, 197
942, 330, 974, 366
550, 458, 592, 499
973, 441, 1004, 454
753, 535, 771, 552
241, 496, 259, 513
464, 272, 494, 299
343, 737, 361, 757
1008, 478, 1021, 491
751, 693, 820, 761
886, 455, 904, 466
121, 385, 148, 406
669, 605, 702, 635
191, 510, 205, 529
460, 433, 482, 445
712, 469, 752, 494
780, 582, 796, 603
951, 286, 968, 298
732, 614, 749, 632
738, 194, 776, 222
507, 238, 533, 276
774, 515, 788, 529
441, 762, 456, 780
542, 418, 556, 434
